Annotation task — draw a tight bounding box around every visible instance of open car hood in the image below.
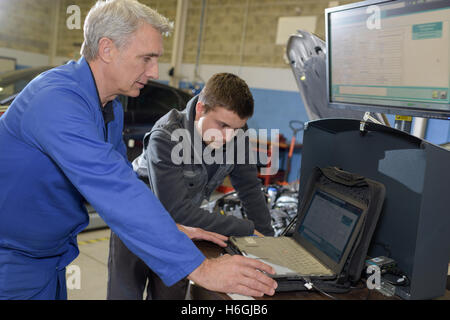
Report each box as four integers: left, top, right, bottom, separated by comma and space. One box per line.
286, 30, 386, 124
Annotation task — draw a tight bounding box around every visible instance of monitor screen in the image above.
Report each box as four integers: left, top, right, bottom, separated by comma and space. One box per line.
297, 188, 363, 263
326, 0, 450, 119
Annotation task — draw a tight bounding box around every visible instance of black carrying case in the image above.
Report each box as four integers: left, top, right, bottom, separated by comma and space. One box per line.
277, 166, 386, 293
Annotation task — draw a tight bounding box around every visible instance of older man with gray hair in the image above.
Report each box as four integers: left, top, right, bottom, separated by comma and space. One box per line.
0, 0, 277, 299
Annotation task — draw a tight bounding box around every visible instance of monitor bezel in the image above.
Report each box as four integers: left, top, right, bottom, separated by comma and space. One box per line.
325, 0, 450, 120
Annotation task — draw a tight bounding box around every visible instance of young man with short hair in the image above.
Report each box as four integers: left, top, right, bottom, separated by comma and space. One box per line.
108, 73, 274, 299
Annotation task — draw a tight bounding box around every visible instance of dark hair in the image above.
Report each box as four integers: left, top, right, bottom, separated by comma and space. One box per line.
198, 73, 254, 119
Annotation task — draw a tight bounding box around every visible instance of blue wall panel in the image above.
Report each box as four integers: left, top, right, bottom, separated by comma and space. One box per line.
247, 88, 307, 183
425, 119, 450, 145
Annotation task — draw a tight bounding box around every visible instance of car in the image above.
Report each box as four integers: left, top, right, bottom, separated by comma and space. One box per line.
0, 65, 193, 230
0, 65, 193, 160
121, 80, 193, 161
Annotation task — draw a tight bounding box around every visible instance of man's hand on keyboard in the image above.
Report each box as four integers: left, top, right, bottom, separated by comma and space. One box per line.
188, 254, 278, 297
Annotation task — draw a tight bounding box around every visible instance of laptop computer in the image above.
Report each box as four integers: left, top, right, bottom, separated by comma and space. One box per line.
228, 183, 367, 281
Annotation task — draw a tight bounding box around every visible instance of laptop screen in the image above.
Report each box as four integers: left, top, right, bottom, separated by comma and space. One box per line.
297, 188, 363, 263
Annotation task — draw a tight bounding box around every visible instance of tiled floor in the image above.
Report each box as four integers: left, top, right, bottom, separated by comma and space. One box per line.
67, 228, 111, 300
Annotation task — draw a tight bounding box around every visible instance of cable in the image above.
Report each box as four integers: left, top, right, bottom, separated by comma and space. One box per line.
302, 277, 340, 300
350, 279, 367, 290
382, 267, 410, 287
311, 283, 340, 300
280, 216, 297, 236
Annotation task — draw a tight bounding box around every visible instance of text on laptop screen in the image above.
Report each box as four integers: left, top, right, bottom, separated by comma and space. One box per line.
297, 189, 363, 263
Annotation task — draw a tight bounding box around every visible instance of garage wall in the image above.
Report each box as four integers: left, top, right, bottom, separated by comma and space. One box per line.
0, 0, 75, 67
182, 0, 342, 68
0, 0, 347, 67
50, 0, 348, 67
55, 0, 178, 61
0, 0, 448, 182
0, 0, 53, 56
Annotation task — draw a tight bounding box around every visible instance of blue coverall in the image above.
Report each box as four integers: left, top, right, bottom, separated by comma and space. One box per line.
0, 58, 205, 299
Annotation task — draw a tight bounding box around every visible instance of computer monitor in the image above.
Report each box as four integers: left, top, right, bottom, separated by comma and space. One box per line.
326, 0, 450, 119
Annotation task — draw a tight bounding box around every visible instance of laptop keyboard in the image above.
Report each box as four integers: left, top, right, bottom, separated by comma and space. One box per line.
250, 237, 334, 276
278, 238, 331, 275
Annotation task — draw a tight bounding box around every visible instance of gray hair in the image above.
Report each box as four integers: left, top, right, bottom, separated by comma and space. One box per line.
81, 0, 173, 61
